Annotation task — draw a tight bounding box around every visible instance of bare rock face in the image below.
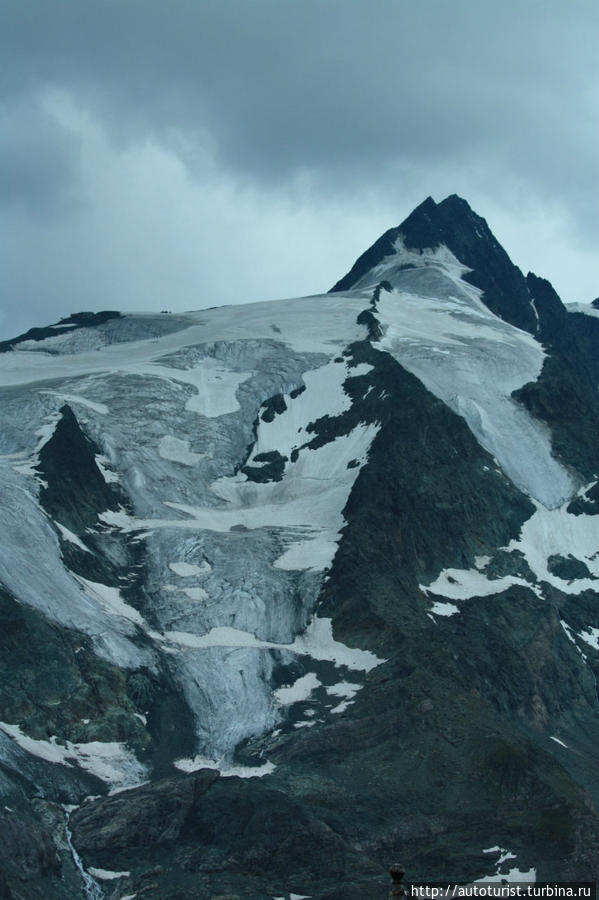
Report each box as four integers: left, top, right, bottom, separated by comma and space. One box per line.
69, 770, 383, 898
1, 196, 599, 897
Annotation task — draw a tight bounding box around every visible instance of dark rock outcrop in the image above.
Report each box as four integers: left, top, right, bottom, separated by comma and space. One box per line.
0, 311, 122, 354
70, 770, 383, 898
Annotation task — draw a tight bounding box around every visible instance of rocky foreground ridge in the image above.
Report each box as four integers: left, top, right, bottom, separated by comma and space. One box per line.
1, 196, 599, 898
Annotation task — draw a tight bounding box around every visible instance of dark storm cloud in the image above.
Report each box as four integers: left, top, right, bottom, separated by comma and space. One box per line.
3, 0, 598, 194
0, 94, 82, 215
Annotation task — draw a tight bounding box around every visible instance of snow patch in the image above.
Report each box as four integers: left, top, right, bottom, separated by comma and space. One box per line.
347, 362, 374, 377
0, 722, 147, 791
422, 568, 538, 601
559, 619, 578, 649
430, 601, 460, 617
56, 523, 92, 554
274, 673, 321, 705
293, 617, 383, 672
566, 302, 599, 319
246, 358, 355, 464
98, 507, 134, 530
151, 616, 384, 672
326, 680, 362, 713
507, 500, 599, 594
158, 435, 204, 466
95, 454, 120, 483
477, 846, 536, 883
88, 868, 130, 880
578, 627, 599, 650
73, 575, 146, 628
173, 755, 276, 777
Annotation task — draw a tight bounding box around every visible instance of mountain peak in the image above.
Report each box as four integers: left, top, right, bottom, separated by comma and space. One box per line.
330, 194, 547, 335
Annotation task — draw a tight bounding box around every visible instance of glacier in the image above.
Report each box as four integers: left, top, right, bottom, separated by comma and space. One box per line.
0, 240, 588, 776
0, 297, 388, 767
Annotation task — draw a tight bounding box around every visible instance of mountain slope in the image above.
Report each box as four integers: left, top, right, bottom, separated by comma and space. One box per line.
1, 197, 599, 898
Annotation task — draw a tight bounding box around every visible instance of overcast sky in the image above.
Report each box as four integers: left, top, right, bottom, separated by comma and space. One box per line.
1, 0, 598, 339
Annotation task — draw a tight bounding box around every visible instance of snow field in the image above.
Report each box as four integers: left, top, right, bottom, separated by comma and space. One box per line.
376, 274, 575, 509
347, 236, 576, 509
149, 616, 383, 671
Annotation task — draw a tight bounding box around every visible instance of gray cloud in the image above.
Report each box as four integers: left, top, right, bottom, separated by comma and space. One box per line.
3, 1, 598, 183
0, 93, 82, 215
0, 0, 598, 338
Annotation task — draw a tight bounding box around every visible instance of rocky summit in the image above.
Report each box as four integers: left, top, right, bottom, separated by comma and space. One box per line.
1, 195, 599, 899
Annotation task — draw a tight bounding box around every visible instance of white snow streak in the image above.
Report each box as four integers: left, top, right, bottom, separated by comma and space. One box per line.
578, 627, 599, 650
73, 575, 146, 628
274, 673, 321, 705
422, 568, 538, 602
173, 755, 276, 777
88, 868, 130, 880
429, 600, 460, 617
56, 523, 92, 554
150, 616, 383, 672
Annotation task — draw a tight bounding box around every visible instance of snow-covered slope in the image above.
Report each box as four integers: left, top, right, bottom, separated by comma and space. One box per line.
336, 239, 575, 507
2, 194, 599, 898
0, 228, 589, 772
